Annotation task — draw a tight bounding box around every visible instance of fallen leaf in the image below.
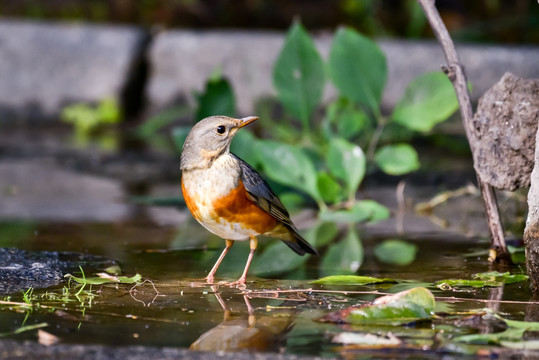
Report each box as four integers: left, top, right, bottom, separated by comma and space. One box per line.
310, 275, 397, 285
319, 287, 435, 326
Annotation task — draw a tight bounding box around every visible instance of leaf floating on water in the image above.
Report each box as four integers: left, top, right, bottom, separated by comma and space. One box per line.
435, 279, 502, 289
436, 271, 528, 290
455, 315, 539, 348
65, 273, 142, 285
310, 275, 397, 285
319, 287, 435, 326
473, 271, 528, 285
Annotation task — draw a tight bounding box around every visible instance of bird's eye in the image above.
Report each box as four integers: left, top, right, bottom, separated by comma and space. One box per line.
215, 125, 226, 135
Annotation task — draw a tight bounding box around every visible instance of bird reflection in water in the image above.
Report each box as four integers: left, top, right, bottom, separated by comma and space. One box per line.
190, 287, 296, 352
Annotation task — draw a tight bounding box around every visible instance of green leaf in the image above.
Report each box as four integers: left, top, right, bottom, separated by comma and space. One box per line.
348, 287, 434, 325
436, 271, 528, 290
327, 138, 366, 199
374, 144, 420, 175
230, 129, 259, 166
136, 105, 190, 139
310, 275, 397, 285
319, 206, 370, 224
172, 126, 191, 154
97, 98, 122, 123
328, 27, 387, 113
472, 271, 529, 285
273, 21, 325, 129
324, 98, 367, 140
355, 200, 390, 222
302, 221, 339, 248
253, 241, 307, 276
374, 239, 418, 266
320, 287, 435, 326
319, 201, 388, 224
278, 192, 305, 213
65, 273, 142, 285
455, 315, 539, 346
435, 279, 502, 289
320, 228, 363, 276
256, 140, 322, 203
0, 323, 49, 338
392, 72, 459, 132
317, 172, 344, 204
195, 75, 235, 120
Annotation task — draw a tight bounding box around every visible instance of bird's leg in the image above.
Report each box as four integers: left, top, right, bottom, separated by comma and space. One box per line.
205, 239, 234, 284
243, 295, 256, 327
235, 236, 258, 285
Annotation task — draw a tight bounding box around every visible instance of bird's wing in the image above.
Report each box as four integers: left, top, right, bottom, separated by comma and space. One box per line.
232, 154, 294, 227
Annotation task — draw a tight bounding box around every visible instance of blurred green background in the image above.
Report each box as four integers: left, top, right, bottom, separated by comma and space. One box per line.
1, 0, 538, 43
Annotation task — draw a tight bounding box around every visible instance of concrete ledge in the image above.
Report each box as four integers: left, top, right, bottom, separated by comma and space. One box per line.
1, 20, 538, 121
147, 30, 539, 115
0, 20, 146, 122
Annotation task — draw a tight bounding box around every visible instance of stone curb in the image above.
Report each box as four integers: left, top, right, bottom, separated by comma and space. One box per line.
0, 20, 147, 123
148, 30, 539, 115
1, 20, 538, 121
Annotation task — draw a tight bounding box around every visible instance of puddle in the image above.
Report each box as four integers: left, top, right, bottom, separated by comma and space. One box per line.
0, 218, 533, 358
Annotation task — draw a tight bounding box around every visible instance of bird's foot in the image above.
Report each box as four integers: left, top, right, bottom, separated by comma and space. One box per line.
226, 277, 248, 290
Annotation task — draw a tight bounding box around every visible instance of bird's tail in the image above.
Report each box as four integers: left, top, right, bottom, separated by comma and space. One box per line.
281, 225, 319, 256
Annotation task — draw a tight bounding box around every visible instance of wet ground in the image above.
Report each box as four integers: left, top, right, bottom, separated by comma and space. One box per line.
0, 124, 533, 358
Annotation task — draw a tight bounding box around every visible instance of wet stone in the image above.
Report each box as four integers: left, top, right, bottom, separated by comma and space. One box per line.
0, 248, 116, 294
0, 20, 146, 123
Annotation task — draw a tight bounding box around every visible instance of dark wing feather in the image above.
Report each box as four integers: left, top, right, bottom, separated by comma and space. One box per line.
233, 154, 318, 256
233, 154, 293, 226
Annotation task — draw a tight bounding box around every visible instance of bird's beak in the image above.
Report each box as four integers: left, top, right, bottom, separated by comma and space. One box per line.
238, 116, 259, 128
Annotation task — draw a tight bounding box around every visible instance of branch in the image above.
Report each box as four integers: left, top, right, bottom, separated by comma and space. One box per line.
417, 0, 509, 262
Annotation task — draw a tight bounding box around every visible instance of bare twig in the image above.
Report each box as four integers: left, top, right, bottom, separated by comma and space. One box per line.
417, 0, 509, 262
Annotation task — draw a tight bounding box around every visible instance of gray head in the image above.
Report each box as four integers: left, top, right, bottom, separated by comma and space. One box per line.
180, 115, 258, 170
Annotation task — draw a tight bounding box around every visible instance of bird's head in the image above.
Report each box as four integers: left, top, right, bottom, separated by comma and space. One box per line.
180, 115, 258, 170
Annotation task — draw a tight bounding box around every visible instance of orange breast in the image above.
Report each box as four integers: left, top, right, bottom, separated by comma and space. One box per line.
182, 180, 201, 221
212, 180, 279, 235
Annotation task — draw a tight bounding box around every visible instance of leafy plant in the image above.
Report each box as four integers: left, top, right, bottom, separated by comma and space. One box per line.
61, 98, 121, 136
165, 21, 461, 278
195, 68, 236, 120
170, 71, 237, 153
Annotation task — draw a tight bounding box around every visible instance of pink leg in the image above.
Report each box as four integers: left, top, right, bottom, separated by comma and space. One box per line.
235, 236, 258, 285
205, 239, 234, 284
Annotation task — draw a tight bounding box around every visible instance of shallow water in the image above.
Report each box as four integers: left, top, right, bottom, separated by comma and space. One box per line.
0, 218, 533, 358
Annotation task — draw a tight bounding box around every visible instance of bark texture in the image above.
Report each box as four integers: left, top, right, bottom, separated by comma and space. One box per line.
525, 124, 539, 291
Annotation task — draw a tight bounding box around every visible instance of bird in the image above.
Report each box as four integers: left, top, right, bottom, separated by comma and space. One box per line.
180, 115, 318, 285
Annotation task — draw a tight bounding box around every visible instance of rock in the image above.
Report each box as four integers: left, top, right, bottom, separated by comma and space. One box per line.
472, 73, 539, 190
146, 30, 539, 116
0, 248, 116, 294
0, 20, 147, 123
